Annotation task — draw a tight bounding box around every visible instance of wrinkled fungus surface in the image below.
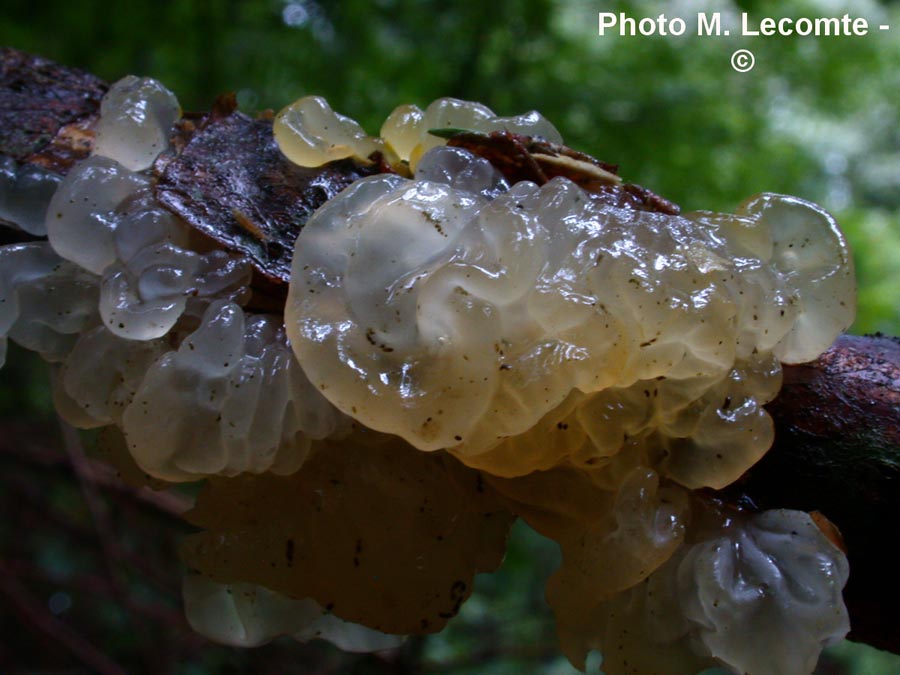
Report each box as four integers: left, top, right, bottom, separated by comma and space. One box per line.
558, 507, 850, 675
286, 151, 853, 488
0, 73, 858, 675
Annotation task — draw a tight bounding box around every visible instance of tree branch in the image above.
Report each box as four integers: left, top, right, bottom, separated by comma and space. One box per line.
0, 423, 191, 520
741, 334, 900, 653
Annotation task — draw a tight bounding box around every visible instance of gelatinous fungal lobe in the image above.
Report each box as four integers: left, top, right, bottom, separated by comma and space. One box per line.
545, 467, 690, 606
47, 155, 254, 341
181, 437, 514, 635
285, 150, 854, 488
46, 154, 154, 274
52, 325, 168, 429
483, 452, 692, 648
553, 506, 850, 675
0, 73, 348, 483
382, 97, 564, 170
50, 297, 348, 482
92, 75, 181, 172
0, 242, 100, 368
0, 155, 62, 235
274, 96, 386, 168
120, 300, 348, 481
182, 574, 403, 652
275, 95, 563, 173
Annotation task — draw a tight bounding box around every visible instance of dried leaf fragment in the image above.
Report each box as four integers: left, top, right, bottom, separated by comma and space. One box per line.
439, 128, 680, 214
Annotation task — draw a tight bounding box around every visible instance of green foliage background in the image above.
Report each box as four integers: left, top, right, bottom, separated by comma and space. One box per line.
0, 0, 898, 673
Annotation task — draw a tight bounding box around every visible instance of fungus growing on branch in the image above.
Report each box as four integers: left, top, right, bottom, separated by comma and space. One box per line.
0, 48, 870, 675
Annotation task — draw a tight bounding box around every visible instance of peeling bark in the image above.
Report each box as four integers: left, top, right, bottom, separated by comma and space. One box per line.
155, 102, 382, 287
0, 47, 105, 172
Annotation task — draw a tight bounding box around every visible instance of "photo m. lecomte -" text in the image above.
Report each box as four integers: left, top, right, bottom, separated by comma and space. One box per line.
598, 12, 888, 37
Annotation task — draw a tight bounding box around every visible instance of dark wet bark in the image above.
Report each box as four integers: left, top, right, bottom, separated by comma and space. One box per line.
154, 100, 382, 287
740, 334, 900, 653
0, 47, 106, 172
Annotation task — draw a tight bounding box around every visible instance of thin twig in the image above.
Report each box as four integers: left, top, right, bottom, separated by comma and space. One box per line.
0, 560, 128, 675
4, 557, 188, 628
0, 429, 191, 519
4, 470, 181, 599
59, 419, 158, 674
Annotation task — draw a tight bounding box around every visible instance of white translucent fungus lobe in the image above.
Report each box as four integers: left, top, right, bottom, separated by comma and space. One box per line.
45, 156, 151, 274
473, 109, 564, 143
182, 575, 402, 652
403, 98, 495, 166
287, 176, 854, 485
274, 96, 384, 168
0, 242, 99, 367
121, 300, 348, 482
414, 146, 509, 200
183, 574, 323, 648
100, 194, 199, 339
42, 156, 246, 341
571, 509, 850, 675
740, 194, 855, 363
679, 510, 850, 675
0, 156, 61, 235
98, 191, 252, 340
93, 75, 181, 172
182, 250, 254, 317
54, 325, 165, 428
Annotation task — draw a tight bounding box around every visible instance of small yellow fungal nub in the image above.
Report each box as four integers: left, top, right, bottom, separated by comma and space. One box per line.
380, 103, 425, 161
274, 95, 384, 167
